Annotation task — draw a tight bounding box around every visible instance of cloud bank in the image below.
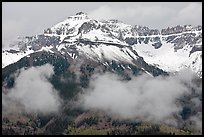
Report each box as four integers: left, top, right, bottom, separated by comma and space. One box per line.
78, 69, 200, 125
2, 64, 62, 115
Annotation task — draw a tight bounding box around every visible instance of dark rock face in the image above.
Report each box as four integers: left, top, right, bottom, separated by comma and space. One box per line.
125, 37, 137, 45
152, 42, 162, 49
79, 21, 100, 34
189, 45, 202, 56
164, 33, 202, 51
76, 12, 87, 15
161, 25, 202, 35
6, 49, 19, 53
17, 35, 60, 51
133, 26, 160, 36
166, 35, 177, 43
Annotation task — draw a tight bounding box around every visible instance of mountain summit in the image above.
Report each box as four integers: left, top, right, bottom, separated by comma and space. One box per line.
75, 11, 87, 16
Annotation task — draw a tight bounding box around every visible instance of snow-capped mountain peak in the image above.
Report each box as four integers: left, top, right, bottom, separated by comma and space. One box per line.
2, 12, 202, 77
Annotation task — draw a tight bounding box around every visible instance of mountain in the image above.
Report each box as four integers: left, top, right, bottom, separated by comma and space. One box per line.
2, 12, 202, 77
2, 12, 202, 135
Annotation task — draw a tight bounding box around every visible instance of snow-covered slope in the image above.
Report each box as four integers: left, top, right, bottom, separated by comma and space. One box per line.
2, 50, 34, 68
2, 12, 202, 77
133, 41, 202, 77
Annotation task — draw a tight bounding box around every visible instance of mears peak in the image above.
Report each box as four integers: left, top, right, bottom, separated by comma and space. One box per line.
75, 11, 87, 16
2, 12, 202, 77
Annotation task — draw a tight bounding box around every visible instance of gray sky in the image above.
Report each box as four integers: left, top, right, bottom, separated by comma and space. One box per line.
2, 2, 202, 42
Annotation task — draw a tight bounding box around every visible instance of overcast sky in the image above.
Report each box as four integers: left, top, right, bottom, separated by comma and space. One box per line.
2, 2, 202, 42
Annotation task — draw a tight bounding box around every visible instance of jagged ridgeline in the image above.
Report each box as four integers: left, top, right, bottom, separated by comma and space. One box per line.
2, 12, 202, 77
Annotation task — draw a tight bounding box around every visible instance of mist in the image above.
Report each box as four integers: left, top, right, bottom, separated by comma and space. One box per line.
77, 69, 201, 126
2, 64, 62, 115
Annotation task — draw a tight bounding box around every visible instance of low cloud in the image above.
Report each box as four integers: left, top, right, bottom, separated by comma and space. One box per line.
2, 64, 62, 115
78, 69, 200, 126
